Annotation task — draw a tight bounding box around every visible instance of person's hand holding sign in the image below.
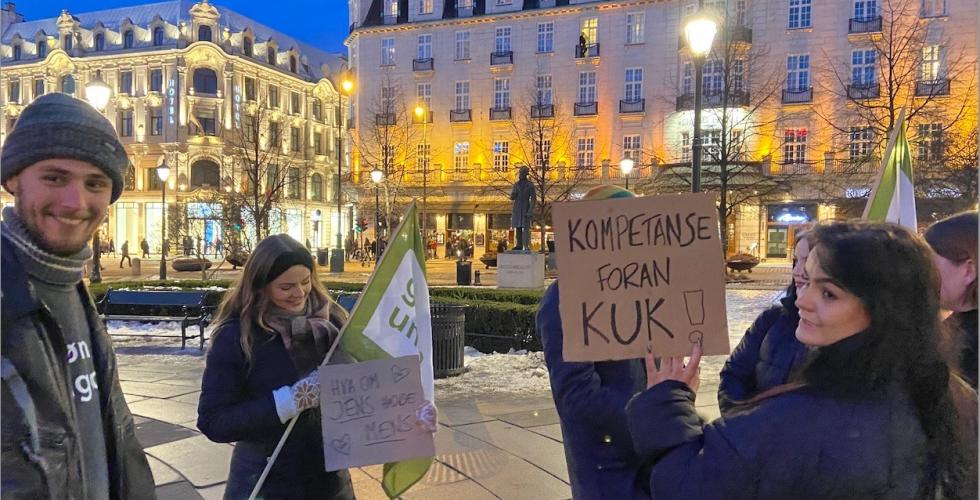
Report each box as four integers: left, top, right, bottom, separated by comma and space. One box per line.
646, 342, 703, 393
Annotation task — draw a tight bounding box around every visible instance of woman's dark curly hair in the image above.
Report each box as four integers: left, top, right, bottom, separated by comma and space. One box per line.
804, 221, 965, 498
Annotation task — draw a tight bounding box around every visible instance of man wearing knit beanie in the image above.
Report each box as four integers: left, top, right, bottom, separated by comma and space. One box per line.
1, 93, 155, 498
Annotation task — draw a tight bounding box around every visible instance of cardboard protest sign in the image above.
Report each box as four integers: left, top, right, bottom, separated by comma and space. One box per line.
319, 355, 435, 471
552, 192, 729, 362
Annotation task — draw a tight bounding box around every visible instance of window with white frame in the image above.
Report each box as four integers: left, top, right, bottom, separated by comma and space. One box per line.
418, 0, 433, 14
787, 54, 810, 91
537, 23, 554, 53
681, 132, 691, 162
387, 0, 398, 16
783, 128, 808, 164
683, 63, 693, 94
624, 67, 643, 101
626, 13, 645, 44
921, 0, 946, 17
535, 138, 551, 167
536, 75, 552, 106
495, 27, 512, 53
624, 135, 641, 162
493, 78, 510, 109
851, 50, 876, 86
854, 0, 877, 19
917, 123, 943, 161
788, 0, 812, 28
381, 38, 395, 66
417, 83, 431, 109
454, 142, 469, 172
735, 0, 747, 25
921, 45, 943, 81
703, 59, 724, 94
578, 71, 596, 103
849, 127, 874, 159
119, 70, 133, 95
381, 86, 396, 113
493, 141, 510, 172
581, 18, 598, 44
457, 0, 473, 7
703, 130, 723, 160
455, 81, 470, 110
455, 31, 470, 60
732, 59, 745, 92
417, 143, 431, 171
577, 137, 595, 168
417, 34, 432, 60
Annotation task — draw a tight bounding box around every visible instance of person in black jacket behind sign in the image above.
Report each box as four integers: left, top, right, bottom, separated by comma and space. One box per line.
197, 234, 356, 499
627, 221, 975, 500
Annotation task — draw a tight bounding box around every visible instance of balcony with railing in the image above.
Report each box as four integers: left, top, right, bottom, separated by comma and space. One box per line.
679, 25, 752, 50
915, 79, 950, 97
847, 83, 880, 100
412, 110, 433, 124
375, 113, 396, 126
831, 157, 879, 175
531, 104, 554, 118
676, 90, 750, 111
782, 87, 813, 104
574, 101, 598, 116
449, 168, 469, 183
575, 43, 600, 59
490, 107, 512, 120
382, 14, 397, 25
412, 58, 434, 72
778, 161, 819, 176
848, 16, 882, 34
490, 51, 513, 66
449, 109, 471, 122
619, 98, 645, 113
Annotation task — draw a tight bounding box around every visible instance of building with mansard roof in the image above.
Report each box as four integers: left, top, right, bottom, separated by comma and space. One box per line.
345, 0, 976, 260
1, 0, 353, 258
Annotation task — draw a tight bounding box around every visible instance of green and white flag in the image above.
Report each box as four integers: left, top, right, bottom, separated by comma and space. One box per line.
339, 202, 433, 498
862, 107, 917, 231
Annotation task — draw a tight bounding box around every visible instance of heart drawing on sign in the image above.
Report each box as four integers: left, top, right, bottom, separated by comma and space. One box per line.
391, 364, 411, 384
331, 434, 352, 455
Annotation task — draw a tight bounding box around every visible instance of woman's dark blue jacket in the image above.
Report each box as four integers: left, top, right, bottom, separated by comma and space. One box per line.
717, 295, 809, 413
536, 282, 648, 499
197, 320, 354, 500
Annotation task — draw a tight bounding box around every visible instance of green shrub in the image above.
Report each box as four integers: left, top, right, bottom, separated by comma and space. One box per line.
429, 287, 544, 305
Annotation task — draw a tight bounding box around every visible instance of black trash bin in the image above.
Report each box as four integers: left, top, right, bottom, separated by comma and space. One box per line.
317, 249, 329, 267
431, 303, 466, 378
456, 260, 472, 285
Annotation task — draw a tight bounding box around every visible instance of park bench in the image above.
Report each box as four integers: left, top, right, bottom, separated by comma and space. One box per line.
98, 289, 215, 349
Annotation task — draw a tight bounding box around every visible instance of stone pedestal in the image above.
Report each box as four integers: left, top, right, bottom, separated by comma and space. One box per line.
497, 252, 545, 289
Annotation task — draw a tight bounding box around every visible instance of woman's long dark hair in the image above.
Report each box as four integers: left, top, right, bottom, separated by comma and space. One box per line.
802, 221, 964, 498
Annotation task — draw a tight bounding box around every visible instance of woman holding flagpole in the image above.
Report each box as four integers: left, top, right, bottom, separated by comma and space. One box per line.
197, 234, 356, 499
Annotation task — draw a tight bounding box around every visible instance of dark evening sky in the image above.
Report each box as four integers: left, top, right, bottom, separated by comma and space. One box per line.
11, 0, 350, 54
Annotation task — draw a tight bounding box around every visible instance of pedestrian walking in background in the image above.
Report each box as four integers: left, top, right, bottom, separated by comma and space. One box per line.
120, 240, 132, 268
627, 221, 977, 500
925, 211, 978, 389
140, 236, 150, 258
0, 92, 155, 499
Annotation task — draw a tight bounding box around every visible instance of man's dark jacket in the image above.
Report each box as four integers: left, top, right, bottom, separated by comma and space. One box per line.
536, 282, 648, 499
1, 238, 156, 499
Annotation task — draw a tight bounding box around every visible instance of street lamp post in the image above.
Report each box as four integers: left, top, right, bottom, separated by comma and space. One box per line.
414, 104, 428, 257
619, 158, 635, 191
331, 78, 354, 272
370, 167, 384, 263
684, 7, 718, 193
156, 162, 171, 280
85, 70, 112, 283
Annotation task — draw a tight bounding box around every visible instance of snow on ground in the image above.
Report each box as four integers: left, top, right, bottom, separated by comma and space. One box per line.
111, 289, 785, 395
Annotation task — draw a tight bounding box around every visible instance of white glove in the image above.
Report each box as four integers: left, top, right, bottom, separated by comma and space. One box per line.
273, 371, 320, 423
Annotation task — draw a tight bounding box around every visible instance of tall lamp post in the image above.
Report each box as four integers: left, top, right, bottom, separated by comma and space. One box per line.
683, 8, 717, 193
619, 158, 635, 191
331, 78, 354, 272
414, 104, 428, 257
85, 70, 112, 283
370, 167, 384, 263
156, 162, 171, 280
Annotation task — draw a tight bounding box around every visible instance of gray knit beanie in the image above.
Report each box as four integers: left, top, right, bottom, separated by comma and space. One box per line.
1, 93, 128, 202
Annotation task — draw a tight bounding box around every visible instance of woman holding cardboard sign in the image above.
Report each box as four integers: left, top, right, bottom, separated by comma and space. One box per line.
626, 221, 976, 499
197, 234, 356, 499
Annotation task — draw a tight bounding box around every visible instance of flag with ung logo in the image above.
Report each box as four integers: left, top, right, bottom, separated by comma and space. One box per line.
339, 202, 433, 498
862, 107, 917, 231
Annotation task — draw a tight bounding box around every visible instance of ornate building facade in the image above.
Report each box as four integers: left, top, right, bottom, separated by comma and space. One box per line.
1, 1, 351, 256
346, 0, 977, 260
